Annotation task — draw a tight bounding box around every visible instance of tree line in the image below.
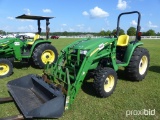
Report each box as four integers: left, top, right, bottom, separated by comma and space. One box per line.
49, 27, 160, 36
97, 27, 160, 36
1, 27, 160, 36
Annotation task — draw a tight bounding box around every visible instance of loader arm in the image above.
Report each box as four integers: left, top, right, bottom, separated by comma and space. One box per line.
44, 37, 117, 109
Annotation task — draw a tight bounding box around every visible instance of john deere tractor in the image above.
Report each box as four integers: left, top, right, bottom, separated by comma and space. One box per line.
0, 11, 150, 119
0, 15, 58, 78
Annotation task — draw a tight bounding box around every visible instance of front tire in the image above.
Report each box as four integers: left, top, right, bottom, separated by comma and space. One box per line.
93, 67, 118, 98
125, 47, 150, 81
32, 43, 58, 68
0, 59, 13, 78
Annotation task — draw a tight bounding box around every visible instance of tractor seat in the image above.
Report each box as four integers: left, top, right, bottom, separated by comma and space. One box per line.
27, 34, 40, 45
117, 35, 129, 46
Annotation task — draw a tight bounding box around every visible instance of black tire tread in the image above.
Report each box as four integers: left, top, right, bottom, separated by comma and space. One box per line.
93, 67, 117, 98
125, 47, 150, 81
0, 58, 13, 78
32, 43, 58, 68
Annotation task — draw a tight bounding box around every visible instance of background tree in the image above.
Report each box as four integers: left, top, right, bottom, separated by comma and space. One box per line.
111, 29, 117, 37
0, 30, 6, 35
119, 29, 125, 35
98, 30, 106, 36
127, 27, 136, 36
62, 31, 68, 36
141, 32, 146, 36
156, 32, 160, 36
111, 29, 125, 36
145, 29, 156, 36
106, 30, 111, 36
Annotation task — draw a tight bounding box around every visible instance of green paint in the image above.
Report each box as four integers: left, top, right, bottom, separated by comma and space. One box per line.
43, 36, 145, 109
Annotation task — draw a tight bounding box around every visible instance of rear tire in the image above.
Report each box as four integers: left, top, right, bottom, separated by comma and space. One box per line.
0, 59, 13, 78
32, 43, 58, 68
93, 67, 118, 98
125, 47, 150, 81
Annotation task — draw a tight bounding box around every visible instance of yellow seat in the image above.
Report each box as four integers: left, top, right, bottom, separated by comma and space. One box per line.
27, 34, 40, 45
117, 35, 129, 46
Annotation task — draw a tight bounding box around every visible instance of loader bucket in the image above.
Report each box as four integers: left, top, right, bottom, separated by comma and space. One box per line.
7, 74, 65, 119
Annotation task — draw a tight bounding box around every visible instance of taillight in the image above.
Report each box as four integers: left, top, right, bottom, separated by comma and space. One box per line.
137, 32, 141, 40
138, 32, 142, 36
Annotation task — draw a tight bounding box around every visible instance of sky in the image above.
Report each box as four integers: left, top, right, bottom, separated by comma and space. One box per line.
0, 0, 160, 33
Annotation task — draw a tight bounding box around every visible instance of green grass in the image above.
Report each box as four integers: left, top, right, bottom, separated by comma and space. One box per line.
0, 38, 160, 120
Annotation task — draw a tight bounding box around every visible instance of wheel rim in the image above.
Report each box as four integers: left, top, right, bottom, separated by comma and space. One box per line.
0, 64, 9, 76
104, 75, 115, 92
139, 55, 148, 75
41, 50, 55, 64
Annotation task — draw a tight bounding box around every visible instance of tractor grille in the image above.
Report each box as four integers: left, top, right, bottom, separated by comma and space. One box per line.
55, 48, 85, 82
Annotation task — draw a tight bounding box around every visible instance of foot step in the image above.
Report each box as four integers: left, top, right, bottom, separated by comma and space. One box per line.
22, 52, 30, 56
116, 60, 125, 64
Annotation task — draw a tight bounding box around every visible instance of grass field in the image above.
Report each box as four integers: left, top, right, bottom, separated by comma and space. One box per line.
0, 38, 160, 120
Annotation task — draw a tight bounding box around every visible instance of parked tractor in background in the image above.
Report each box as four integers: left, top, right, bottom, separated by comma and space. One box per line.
0, 11, 150, 119
0, 14, 58, 78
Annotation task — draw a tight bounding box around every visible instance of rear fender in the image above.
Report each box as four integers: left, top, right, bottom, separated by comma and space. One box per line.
123, 41, 143, 64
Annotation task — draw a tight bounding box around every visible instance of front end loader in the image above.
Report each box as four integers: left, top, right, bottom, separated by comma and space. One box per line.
0, 15, 58, 78
0, 11, 150, 119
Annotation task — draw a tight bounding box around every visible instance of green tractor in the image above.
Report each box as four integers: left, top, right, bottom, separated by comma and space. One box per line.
0, 11, 150, 119
0, 15, 58, 78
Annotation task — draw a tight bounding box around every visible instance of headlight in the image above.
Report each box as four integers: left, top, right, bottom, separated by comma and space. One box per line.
80, 50, 88, 55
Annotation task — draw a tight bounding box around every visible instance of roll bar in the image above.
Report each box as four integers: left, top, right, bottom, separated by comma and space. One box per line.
116, 11, 141, 41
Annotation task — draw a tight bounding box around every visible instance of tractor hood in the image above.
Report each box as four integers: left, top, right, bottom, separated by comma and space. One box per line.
0, 38, 16, 45
73, 37, 115, 50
